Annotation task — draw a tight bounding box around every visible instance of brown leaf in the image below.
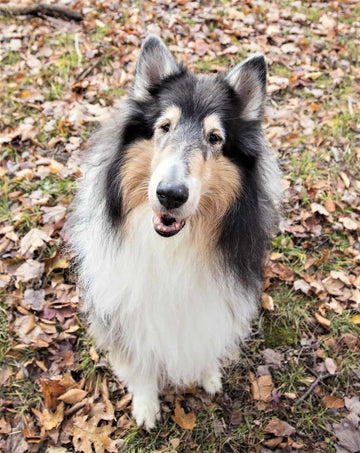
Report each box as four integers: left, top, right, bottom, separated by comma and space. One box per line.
39, 379, 66, 411
0, 417, 11, 434
33, 402, 64, 431
324, 199, 336, 213
20, 228, 51, 256
251, 374, 274, 402
261, 293, 274, 311
59, 389, 88, 405
89, 345, 99, 363
72, 415, 117, 453
263, 437, 283, 448
264, 417, 296, 436
116, 393, 132, 412
323, 395, 345, 409
15, 260, 44, 282
172, 400, 196, 430
315, 312, 331, 328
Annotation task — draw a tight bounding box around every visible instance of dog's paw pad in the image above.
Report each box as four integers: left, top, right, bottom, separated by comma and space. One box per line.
201, 372, 222, 395
132, 397, 160, 431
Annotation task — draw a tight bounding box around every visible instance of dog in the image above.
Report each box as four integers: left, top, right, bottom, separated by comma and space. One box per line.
70, 35, 281, 430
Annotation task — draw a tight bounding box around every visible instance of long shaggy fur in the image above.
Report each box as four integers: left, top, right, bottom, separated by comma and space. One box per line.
69, 35, 281, 429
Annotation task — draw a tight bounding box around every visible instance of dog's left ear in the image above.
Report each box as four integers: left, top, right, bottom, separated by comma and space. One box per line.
133, 35, 179, 101
226, 54, 267, 121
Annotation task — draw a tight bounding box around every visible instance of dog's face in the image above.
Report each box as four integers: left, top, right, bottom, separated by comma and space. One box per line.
118, 36, 267, 238
148, 101, 227, 237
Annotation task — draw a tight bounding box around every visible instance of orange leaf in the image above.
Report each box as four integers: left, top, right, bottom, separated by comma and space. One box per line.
351, 314, 360, 325
172, 400, 196, 430
315, 312, 331, 328
323, 395, 345, 409
39, 379, 66, 411
324, 199, 336, 213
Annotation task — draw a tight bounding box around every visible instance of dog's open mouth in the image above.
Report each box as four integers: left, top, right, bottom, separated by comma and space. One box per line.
153, 213, 186, 237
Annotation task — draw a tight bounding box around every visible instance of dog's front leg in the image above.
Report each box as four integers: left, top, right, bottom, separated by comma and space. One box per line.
109, 350, 160, 430
200, 364, 223, 395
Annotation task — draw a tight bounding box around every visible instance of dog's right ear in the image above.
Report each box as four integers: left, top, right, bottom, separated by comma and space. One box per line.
133, 35, 178, 101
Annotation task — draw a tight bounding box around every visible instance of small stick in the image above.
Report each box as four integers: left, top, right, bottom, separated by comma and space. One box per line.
75, 56, 102, 82
0, 4, 84, 22
295, 372, 337, 405
74, 33, 82, 66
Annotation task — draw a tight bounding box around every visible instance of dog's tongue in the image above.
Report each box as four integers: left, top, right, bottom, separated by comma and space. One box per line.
153, 213, 185, 236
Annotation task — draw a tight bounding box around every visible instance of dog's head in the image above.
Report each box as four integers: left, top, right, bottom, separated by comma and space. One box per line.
117, 36, 267, 238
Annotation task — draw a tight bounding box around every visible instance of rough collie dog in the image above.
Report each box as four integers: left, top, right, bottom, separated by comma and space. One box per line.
70, 35, 281, 430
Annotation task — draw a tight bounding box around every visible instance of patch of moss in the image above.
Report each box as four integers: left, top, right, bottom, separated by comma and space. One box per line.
264, 316, 297, 347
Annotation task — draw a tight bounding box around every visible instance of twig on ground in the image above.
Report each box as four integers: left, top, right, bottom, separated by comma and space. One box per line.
295, 373, 337, 405
0, 3, 84, 22
75, 56, 102, 82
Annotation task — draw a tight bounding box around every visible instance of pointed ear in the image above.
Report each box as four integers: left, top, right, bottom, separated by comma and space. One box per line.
133, 35, 179, 101
226, 54, 267, 121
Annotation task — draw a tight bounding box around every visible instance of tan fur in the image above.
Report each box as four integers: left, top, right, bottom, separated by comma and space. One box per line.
121, 140, 153, 218
189, 152, 241, 256
121, 134, 241, 257
155, 105, 181, 130
203, 114, 224, 139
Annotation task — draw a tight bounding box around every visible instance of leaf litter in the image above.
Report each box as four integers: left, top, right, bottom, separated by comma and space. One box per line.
0, 0, 359, 451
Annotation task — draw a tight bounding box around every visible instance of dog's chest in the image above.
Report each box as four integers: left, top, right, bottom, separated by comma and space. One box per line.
93, 208, 244, 382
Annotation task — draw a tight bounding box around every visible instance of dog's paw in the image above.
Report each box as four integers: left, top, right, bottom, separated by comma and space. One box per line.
132, 395, 161, 431
201, 368, 222, 395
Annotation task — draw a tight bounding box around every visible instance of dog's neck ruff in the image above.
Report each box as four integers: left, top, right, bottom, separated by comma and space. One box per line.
83, 203, 257, 384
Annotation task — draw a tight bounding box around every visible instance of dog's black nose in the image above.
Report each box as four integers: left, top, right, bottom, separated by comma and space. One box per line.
156, 182, 189, 209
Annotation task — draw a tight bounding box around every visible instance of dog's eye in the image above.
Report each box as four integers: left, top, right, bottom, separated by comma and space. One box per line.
160, 123, 170, 133
208, 133, 222, 145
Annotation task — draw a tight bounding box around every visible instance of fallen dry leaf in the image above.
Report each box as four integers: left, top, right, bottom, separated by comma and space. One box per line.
324, 199, 336, 213
59, 389, 88, 405
33, 402, 64, 431
264, 417, 296, 436
20, 228, 51, 256
325, 357, 337, 375
24, 289, 45, 311
323, 395, 345, 409
172, 400, 196, 430
294, 279, 310, 295
339, 217, 358, 231
72, 415, 117, 453
39, 379, 66, 411
261, 293, 274, 311
15, 260, 44, 282
251, 374, 274, 402
333, 413, 360, 453
315, 312, 331, 328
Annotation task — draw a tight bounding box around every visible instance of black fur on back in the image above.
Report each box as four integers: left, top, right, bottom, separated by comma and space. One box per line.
106, 66, 276, 290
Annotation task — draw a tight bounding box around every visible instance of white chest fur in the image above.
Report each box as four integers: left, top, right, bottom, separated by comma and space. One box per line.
82, 204, 257, 385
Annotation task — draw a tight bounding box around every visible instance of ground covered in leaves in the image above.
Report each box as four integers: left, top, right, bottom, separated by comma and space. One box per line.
0, 0, 360, 452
